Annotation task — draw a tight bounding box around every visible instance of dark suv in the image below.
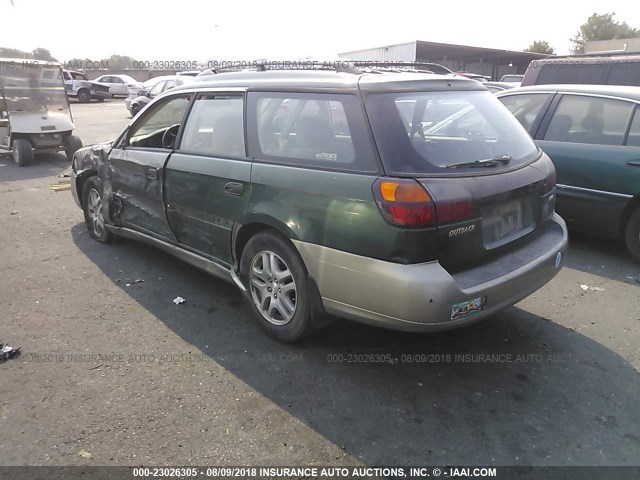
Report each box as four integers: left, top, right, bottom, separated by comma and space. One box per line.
71, 67, 568, 342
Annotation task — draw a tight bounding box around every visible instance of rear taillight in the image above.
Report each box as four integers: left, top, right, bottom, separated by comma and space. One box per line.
436, 200, 477, 223
373, 178, 436, 227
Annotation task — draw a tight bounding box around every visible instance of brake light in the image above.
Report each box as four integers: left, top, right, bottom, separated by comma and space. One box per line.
437, 200, 477, 223
374, 178, 436, 227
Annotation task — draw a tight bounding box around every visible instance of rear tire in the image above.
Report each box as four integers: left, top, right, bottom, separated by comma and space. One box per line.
12, 139, 33, 166
97, 97, 105, 103
625, 208, 640, 262
240, 231, 313, 342
82, 177, 114, 243
77, 89, 91, 103
130, 104, 140, 117
64, 135, 83, 161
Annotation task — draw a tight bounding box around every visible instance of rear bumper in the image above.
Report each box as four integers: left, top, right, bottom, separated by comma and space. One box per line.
293, 214, 568, 332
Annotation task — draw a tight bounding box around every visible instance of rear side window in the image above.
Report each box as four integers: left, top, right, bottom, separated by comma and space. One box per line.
248, 93, 378, 172
365, 90, 539, 174
607, 62, 640, 86
498, 93, 551, 133
180, 95, 245, 157
543, 95, 634, 145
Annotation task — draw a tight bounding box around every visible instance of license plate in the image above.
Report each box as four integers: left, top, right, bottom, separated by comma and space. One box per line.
451, 296, 487, 320
482, 199, 532, 249
493, 200, 523, 239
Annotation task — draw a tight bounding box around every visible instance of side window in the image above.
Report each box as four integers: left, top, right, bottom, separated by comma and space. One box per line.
128, 95, 191, 149
112, 77, 124, 84
148, 81, 165, 97
537, 63, 609, 85
250, 93, 377, 172
100, 76, 111, 83
543, 95, 634, 145
179, 95, 245, 157
626, 108, 640, 147
607, 63, 640, 87
163, 80, 177, 91
498, 93, 550, 132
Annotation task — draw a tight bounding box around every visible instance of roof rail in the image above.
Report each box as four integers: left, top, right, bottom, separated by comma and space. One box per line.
199, 60, 442, 77
254, 61, 362, 74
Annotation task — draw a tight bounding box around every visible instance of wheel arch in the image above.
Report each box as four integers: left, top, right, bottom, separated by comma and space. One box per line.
621, 195, 640, 237
232, 220, 298, 271
232, 221, 328, 324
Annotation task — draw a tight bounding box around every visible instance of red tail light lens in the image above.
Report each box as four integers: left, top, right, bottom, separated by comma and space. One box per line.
437, 200, 477, 223
374, 178, 436, 227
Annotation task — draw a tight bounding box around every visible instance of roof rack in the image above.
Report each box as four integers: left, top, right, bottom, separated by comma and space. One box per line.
200, 61, 442, 76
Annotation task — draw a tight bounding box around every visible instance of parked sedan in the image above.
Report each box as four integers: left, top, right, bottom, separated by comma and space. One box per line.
93, 74, 142, 97
126, 76, 188, 116
497, 84, 640, 260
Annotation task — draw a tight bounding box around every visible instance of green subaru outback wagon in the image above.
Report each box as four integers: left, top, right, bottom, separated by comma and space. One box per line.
71, 67, 568, 342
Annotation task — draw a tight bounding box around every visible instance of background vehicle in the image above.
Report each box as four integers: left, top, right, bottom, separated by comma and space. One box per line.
500, 74, 523, 83
521, 55, 640, 87
71, 68, 566, 342
176, 70, 201, 77
497, 84, 640, 260
93, 74, 142, 97
127, 75, 192, 116
63, 70, 110, 103
0, 59, 82, 166
483, 82, 517, 93
455, 72, 491, 82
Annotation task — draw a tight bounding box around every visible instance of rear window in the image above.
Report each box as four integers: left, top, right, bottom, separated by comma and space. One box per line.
365, 90, 539, 174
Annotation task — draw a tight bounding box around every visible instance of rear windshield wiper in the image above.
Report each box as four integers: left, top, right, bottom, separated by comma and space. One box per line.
445, 155, 512, 169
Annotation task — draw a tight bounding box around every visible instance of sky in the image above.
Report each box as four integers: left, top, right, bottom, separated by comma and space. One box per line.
1, 0, 639, 61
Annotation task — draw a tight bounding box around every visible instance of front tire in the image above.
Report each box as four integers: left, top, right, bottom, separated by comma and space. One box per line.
625, 208, 640, 262
97, 97, 105, 103
77, 89, 91, 103
64, 135, 83, 161
240, 231, 313, 342
82, 177, 114, 243
13, 139, 33, 166
130, 104, 140, 117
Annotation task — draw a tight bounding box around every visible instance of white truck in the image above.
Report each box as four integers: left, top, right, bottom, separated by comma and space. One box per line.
62, 70, 110, 103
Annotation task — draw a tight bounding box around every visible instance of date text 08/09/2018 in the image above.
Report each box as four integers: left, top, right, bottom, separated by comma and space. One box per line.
131, 466, 498, 478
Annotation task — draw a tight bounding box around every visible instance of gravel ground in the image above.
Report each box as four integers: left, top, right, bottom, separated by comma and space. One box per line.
0, 99, 639, 467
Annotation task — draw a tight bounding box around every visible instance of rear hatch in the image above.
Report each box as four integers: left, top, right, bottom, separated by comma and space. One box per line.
365, 85, 556, 270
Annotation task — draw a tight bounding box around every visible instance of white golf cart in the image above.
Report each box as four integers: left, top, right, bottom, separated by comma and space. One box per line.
0, 58, 82, 166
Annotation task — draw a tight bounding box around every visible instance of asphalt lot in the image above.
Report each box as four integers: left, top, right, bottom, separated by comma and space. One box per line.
0, 99, 639, 467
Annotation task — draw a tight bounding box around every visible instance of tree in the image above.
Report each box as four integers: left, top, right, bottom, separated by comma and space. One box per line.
31, 48, 57, 61
571, 12, 639, 54
0, 47, 31, 58
525, 41, 555, 55
105, 55, 136, 70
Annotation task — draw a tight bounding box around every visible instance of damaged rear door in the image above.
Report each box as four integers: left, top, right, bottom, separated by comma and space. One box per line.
107, 94, 192, 239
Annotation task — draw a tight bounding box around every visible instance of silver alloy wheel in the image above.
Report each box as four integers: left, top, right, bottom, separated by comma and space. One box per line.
87, 188, 105, 238
249, 250, 297, 325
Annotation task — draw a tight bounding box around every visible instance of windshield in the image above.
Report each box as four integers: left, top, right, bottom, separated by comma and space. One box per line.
365, 90, 539, 174
0, 63, 69, 114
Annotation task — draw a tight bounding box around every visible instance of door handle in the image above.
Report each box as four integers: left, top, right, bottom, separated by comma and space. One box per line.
224, 182, 244, 196
627, 161, 640, 168
145, 167, 160, 180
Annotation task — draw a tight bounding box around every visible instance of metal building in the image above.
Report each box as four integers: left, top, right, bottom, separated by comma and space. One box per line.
339, 41, 551, 80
